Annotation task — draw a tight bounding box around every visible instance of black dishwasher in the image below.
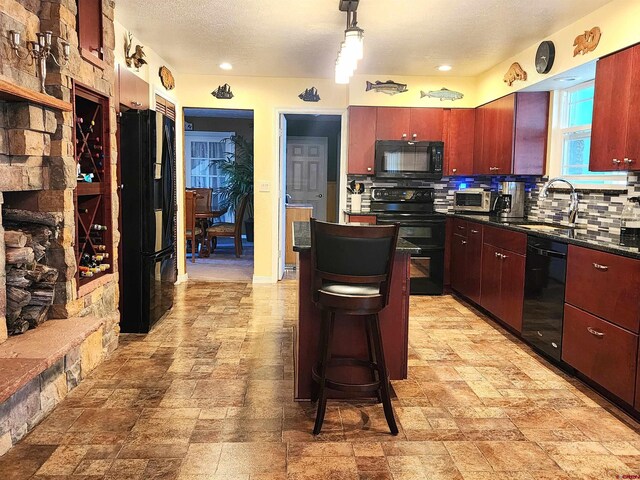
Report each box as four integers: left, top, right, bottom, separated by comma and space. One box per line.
522, 236, 568, 362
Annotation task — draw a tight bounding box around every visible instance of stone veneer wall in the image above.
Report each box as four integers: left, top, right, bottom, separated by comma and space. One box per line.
0, 0, 120, 455
347, 172, 640, 236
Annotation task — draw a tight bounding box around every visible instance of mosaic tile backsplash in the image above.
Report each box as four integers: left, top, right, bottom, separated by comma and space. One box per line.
346, 172, 640, 236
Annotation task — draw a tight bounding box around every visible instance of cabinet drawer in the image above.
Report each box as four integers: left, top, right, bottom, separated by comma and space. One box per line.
483, 225, 526, 255
562, 303, 638, 404
347, 215, 376, 225
452, 219, 468, 237
566, 245, 640, 332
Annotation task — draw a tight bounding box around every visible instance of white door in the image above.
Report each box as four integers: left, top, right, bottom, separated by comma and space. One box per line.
184, 131, 234, 223
286, 136, 328, 220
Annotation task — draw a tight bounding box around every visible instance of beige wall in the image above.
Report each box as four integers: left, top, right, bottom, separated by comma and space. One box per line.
119, 0, 640, 283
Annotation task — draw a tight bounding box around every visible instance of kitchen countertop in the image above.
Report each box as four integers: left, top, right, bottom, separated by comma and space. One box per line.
292, 221, 421, 253
447, 212, 640, 260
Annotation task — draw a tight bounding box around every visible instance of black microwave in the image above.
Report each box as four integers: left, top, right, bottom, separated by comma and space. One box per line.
374, 140, 444, 180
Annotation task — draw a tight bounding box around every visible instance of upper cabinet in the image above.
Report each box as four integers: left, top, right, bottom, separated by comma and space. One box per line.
376, 107, 444, 141
474, 92, 549, 176
117, 65, 150, 111
444, 108, 475, 176
348, 106, 377, 174
590, 44, 640, 172
76, 0, 104, 66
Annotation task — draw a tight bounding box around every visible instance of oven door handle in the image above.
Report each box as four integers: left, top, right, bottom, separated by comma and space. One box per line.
527, 244, 567, 259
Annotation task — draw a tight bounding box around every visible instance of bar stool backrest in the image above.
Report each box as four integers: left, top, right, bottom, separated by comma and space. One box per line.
310, 218, 399, 307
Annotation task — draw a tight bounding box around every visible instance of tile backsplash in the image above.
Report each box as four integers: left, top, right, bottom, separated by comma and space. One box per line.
346, 173, 640, 236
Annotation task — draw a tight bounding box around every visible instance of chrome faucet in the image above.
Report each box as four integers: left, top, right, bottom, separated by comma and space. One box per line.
539, 177, 579, 226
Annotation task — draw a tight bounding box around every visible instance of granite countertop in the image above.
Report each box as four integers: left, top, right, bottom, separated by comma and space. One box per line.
446, 212, 640, 260
292, 221, 421, 253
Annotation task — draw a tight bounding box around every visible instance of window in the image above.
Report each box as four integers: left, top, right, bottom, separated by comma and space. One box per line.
549, 81, 626, 188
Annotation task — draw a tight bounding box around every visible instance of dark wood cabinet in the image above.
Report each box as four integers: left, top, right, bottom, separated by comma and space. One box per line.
480, 225, 526, 332
118, 65, 150, 111
76, 0, 104, 66
376, 107, 443, 141
590, 44, 640, 171
347, 106, 377, 174
565, 245, 640, 333
346, 214, 376, 224
449, 220, 483, 304
444, 108, 475, 176
474, 92, 549, 175
563, 303, 638, 405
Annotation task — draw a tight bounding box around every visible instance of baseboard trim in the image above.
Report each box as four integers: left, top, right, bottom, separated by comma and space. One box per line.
252, 275, 276, 284
175, 273, 189, 284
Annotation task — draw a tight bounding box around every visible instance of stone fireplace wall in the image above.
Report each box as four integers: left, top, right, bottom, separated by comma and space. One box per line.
0, 0, 119, 347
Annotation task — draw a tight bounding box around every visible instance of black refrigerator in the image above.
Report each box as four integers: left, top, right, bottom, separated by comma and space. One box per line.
120, 109, 177, 333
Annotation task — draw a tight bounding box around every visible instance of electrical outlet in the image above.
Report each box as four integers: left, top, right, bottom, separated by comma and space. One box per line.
259, 182, 270, 192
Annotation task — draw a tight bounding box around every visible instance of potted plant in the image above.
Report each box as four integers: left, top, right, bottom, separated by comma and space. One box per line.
215, 134, 254, 242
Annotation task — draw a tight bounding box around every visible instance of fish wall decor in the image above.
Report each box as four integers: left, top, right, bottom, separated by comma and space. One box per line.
420, 88, 464, 101
573, 26, 602, 56
211, 84, 234, 99
503, 62, 527, 86
365, 80, 408, 95
299, 87, 321, 102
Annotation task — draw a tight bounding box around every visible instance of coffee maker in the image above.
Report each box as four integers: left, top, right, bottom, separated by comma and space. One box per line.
493, 181, 525, 219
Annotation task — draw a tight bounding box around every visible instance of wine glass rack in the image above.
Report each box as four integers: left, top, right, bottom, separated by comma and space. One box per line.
73, 83, 113, 288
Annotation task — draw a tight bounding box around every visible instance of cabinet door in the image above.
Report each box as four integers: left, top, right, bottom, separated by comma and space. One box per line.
410, 108, 444, 141
348, 106, 377, 174
513, 92, 549, 175
119, 66, 150, 110
347, 215, 376, 225
499, 251, 525, 332
451, 234, 468, 295
480, 244, 502, 317
625, 45, 640, 170
466, 224, 483, 304
77, 0, 103, 63
376, 107, 410, 140
444, 109, 475, 176
473, 106, 486, 174
563, 304, 638, 405
590, 48, 634, 171
493, 94, 516, 174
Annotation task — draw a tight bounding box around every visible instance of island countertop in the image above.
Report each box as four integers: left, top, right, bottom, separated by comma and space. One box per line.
292, 221, 421, 253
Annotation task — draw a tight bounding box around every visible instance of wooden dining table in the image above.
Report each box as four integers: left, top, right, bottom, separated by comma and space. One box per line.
195, 210, 227, 257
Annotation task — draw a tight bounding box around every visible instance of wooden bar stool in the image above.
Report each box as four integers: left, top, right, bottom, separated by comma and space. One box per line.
309, 218, 400, 435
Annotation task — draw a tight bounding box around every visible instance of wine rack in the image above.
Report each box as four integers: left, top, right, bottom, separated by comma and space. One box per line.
73, 83, 113, 288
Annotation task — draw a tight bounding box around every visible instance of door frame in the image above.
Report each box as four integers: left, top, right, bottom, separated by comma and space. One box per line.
274, 108, 348, 281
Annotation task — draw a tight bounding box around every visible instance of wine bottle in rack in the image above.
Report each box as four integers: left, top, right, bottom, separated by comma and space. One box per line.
78, 208, 89, 214
91, 224, 107, 231
76, 116, 84, 124
93, 244, 107, 252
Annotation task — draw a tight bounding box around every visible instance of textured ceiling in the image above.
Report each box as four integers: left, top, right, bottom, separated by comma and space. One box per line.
115, 0, 613, 78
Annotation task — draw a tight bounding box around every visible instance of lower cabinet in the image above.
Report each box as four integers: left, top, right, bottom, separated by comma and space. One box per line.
346, 214, 376, 224
480, 244, 525, 332
562, 303, 638, 405
450, 223, 483, 303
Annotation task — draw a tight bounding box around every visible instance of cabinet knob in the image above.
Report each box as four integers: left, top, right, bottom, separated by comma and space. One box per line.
612, 158, 621, 165
624, 158, 634, 165
495, 252, 500, 258
470, 229, 479, 234
367, 167, 372, 172
412, 133, 417, 140
402, 133, 407, 139
461, 240, 467, 244
452, 168, 457, 173
131, 101, 142, 107
489, 166, 499, 171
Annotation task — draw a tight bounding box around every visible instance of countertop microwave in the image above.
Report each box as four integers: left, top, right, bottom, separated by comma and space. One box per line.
374, 140, 443, 180
453, 189, 496, 213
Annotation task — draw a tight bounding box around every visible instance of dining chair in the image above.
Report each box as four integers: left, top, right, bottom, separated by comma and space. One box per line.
192, 187, 213, 215
185, 190, 202, 263
206, 194, 250, 258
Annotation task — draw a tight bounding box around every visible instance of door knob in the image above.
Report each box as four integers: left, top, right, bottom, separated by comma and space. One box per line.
316, 194, 323, 198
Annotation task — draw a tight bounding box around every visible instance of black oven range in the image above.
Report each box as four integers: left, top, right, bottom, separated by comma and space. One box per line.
370, 187, 445, 295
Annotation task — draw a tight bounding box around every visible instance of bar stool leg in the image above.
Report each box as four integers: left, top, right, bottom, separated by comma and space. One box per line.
313, 310, 335, 435
365, 316, 382, 403
370, 314, 399, 435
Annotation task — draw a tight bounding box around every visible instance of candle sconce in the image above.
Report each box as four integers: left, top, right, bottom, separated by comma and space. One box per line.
8, 29, 71, 94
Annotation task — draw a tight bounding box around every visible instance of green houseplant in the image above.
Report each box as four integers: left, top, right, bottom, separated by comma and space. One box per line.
215, 134, 254, 242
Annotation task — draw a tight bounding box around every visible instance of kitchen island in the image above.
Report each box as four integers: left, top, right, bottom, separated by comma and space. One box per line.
292, 221, 420, 401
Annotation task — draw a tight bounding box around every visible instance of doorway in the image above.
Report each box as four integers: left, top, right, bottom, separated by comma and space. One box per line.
183, 108, 254, 282
280, 113, 343, 275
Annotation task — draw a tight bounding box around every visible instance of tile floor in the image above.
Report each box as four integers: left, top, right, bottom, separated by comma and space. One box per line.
2, 280, 640, 479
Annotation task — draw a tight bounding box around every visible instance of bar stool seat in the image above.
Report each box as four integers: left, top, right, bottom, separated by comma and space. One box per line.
309, 218, 400, 436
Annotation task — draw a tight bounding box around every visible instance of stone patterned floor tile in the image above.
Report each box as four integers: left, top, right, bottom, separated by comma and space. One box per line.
2, 282, 639, 479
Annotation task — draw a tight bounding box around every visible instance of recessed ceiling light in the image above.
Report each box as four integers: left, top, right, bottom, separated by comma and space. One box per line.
219, 62, 233, 70
437, 65, 452, 72
554, 76, 578, 82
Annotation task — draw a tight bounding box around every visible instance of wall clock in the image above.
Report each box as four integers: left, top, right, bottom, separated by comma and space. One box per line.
535, 41, 555, 74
